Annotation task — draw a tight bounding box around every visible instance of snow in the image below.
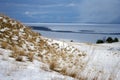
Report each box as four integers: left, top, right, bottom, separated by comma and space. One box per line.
67, 42, 120, 80
20, 28, 24, 32
0, 16, 3, 19
12, 36, 19, 41
0, 27, 9, 32
36, 37, 40, 42
3, 18, 7, 23
10, 21, 17, 25
0, 41, 120, 80
22, 44, 27, 51
0, 48, 75, 80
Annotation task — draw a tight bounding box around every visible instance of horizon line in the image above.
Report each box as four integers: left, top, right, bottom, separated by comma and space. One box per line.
24, 23, 120, 25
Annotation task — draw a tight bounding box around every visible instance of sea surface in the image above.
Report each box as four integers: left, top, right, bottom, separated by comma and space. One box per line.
25, 23, 120, 43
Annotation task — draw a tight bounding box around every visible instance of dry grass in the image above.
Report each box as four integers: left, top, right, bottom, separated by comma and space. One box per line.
40, 64, 51, 71
27, 52, 34, 62
38, 53, 43, 58
49, 61, 57, 70
15, 56, 23, 62
60, 67, 67, 75
9, 45, 26, 58
10, 52, 18, 58
1, 41, 9, 49
69, 73, 77, 78
19, 51, 26, 56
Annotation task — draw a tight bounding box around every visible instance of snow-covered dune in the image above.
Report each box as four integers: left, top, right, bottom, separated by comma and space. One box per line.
67, 42, 120, 80
0, 14, 120, 80
0, 48, 75, 80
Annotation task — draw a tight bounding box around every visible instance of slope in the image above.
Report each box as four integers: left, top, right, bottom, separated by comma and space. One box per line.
0, 14, 86, 79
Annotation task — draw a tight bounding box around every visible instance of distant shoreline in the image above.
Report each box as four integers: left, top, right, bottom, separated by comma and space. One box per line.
27, 24, 120, 43
25, 23, 120, 26
30, 26, 120, 35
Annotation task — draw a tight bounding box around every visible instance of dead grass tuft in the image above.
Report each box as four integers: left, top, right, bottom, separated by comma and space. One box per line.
1, 41, 9, 49
10, 52, 18, 58
10, 45, 26, 58
49, 61, 57, 70
27, 52, 34, 62
69, 73, 77, 78
15, 56, 23, 62
19, 50, 26, 56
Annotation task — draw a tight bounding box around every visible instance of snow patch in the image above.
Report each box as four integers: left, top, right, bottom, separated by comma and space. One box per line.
0, 16, 3, 19
3, 18, 7, 23
0, 28, 9, 32
12, 36, 19, 41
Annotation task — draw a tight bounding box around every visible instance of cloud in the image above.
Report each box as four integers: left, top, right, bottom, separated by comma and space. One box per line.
78, 0, 120, 23
66, 3, 77, 7
24, 11, 50, 19
24, 11, 50, 15
3, 1, 78, 9
5, 3, 65, 8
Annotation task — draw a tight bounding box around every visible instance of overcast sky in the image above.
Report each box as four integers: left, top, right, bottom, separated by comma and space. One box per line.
0, 0, 120, 23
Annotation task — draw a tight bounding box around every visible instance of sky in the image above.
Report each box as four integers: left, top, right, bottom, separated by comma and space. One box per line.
0, 0, 120, 23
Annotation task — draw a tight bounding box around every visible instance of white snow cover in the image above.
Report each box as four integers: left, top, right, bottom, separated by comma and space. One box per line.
10, 21, 17, 26
12, 36, 19, 41
0, 48, 75, 80
67, 42, 120, 80
0, 41, 120, 80
0, 16, 3, 19
3, 18, 7, 23
0, 27, 9, 32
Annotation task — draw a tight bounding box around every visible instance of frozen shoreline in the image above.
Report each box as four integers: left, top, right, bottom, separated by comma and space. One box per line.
33, 30, 120, 43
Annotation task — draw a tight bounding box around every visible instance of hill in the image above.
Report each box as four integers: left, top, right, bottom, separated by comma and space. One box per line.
0, 14, 86, 80
0, 14, 120, 80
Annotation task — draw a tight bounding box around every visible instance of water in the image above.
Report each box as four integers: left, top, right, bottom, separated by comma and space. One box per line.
25, 23, 120, 43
